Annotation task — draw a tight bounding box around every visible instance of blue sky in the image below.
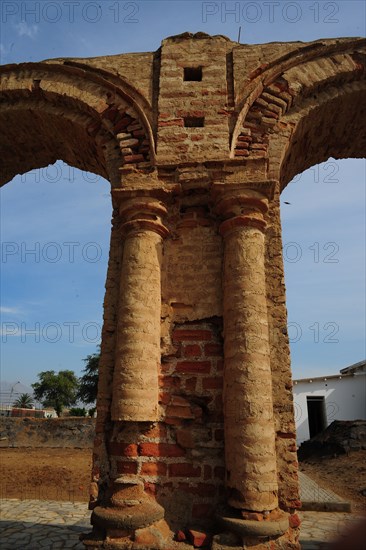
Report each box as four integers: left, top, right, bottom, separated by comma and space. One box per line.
0, 1, 365, 394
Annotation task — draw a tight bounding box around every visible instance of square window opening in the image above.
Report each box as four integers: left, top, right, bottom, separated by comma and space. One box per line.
184, 67, 203, 81
184, 116, 205, 128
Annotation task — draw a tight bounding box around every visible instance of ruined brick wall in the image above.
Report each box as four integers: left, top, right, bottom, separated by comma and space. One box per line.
101, 319, 225, 530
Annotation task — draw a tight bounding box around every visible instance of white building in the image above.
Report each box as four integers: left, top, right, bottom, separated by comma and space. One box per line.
293, 360, 366, 445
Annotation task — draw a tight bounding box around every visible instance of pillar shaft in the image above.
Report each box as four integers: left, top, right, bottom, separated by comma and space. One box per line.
215, 185, 278, 512
111, 195, 168, 422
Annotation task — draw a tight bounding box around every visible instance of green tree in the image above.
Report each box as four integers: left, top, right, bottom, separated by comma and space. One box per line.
13, 393, 34, 409
78, 348, 100, 405
32, 370, 79, 417
69, 407, 87, 417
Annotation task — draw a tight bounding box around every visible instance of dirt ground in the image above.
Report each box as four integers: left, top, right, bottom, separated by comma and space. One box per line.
0, 447, 365, 512
0, 448, 92, 502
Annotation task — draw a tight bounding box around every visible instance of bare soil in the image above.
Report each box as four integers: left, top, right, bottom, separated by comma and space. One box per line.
300, 449, 366, 513
0, 448, 92, 502
0, 447, 365, 512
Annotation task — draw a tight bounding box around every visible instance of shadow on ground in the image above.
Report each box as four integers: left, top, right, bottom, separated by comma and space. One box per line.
0, 519, 87, 550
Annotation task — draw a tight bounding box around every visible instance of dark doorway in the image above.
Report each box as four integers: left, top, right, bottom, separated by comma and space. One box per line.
307, 396, 327, 439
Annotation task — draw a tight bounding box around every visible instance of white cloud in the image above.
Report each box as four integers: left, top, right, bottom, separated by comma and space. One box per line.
15, 22, 39, 39
0, 306, 21, 315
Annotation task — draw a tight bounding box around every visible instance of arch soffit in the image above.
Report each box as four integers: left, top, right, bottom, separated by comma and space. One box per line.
268, 80, 366, 189
231, 38, 366, 158
0, 62, 155, 186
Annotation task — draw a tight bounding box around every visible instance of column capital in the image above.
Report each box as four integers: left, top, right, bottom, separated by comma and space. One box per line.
112, 188, 173, 239
211, 181, 276, 235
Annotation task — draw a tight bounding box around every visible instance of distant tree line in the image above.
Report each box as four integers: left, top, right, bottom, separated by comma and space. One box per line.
25, 347, 101, 417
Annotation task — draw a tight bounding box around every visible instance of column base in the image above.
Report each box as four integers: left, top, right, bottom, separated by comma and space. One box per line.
80, 518, 172, 550
217, 508, 289, 538
80, 476, 172, 550
213, 508, 301, 550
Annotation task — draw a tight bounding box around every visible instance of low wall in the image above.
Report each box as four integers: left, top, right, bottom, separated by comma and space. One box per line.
0, 417, 95, 448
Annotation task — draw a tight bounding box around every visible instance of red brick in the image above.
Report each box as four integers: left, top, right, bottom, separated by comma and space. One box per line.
158, 119, 184, 127
236, 141, 250, 149
113, 116, 132, 132
142, 424, 167, 440
183, 344, 202, 357
108, 442, 138, 457
159, 392, 171, 405
169, 463, 201, 478
176, 361, 211, 374
102, 107, 119, 121
290, 499, 302, 509
123, 154, 145, 163
289, 513, 301, 528
141, 462, 167, 476
165, 405, 195, 419
187, 530, 210, 548
172, 329, 212, 342
202, 377, 222, 390
116, 461, 138, 475
204, 343, 222, 356
237, 135, 252, 142
176, 530, 186, 542
177, 429, 194, 449
139, 443, 185, 458
171, 395, 190, 406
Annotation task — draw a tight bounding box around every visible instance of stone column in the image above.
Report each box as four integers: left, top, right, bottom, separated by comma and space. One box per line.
111, 190, 169, 422
213, 183, 279, 515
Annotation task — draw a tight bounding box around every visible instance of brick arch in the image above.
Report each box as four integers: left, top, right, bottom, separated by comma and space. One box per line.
231, 38, 366, 160
269, 79, 366, 188
0, 63, 154, 186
